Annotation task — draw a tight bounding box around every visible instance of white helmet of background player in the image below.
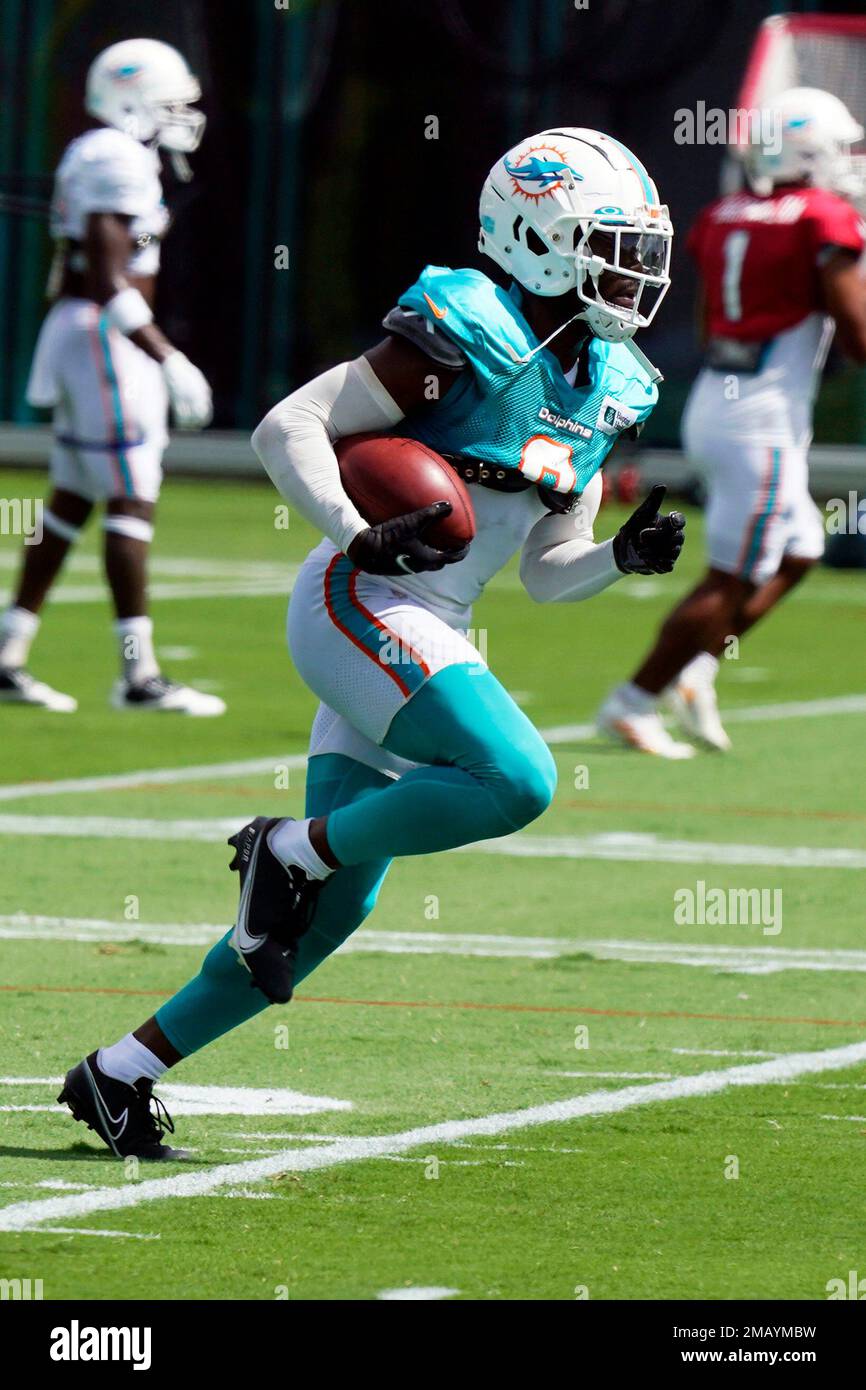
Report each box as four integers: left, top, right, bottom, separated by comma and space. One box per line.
478, 127, 673, 343
742, 87, 866, 205
86, 38, 205, 154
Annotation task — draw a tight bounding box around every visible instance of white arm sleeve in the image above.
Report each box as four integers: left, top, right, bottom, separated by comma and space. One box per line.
519, 471, 622, 603
251, 356, 404, 554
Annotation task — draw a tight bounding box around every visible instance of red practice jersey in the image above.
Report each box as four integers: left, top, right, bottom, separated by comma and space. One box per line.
687, 185, 865, 342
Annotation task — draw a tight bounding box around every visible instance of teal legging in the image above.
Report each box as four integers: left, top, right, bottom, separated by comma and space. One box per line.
156, 664, 555, 1056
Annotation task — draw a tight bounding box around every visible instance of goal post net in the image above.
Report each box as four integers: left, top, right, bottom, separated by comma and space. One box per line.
722, 13, 866, 192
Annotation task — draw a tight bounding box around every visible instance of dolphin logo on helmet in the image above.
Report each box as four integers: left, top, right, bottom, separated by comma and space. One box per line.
504, 148, 584, 200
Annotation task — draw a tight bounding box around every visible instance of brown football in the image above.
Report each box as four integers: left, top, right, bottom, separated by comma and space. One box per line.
335, 434, 475, 551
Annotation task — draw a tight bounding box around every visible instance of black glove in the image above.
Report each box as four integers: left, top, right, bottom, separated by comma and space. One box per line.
347, 501, 469, 576
612, 484, 686, 575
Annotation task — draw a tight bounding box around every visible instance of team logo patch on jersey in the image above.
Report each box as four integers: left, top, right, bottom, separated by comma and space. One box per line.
596, 396, 639, 435
504, 144, 583, 202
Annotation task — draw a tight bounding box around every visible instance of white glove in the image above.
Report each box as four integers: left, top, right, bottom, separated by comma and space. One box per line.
161, 351, 213, 430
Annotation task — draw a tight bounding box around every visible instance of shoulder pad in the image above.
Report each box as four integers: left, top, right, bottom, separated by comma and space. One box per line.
64, 127, 153, 171
398, 265, 536, 370
382, 304, 467, 368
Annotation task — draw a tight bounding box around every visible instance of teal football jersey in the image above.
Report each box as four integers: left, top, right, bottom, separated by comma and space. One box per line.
395, 265, 658, 496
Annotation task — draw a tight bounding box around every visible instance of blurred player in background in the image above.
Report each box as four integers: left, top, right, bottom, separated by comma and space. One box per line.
58, 128, 686, 1157
598, 88, 866, 757
0, 38, 223, 715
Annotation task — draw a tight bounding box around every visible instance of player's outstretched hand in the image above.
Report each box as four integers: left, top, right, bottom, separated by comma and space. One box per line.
162, 351, 213, 430
347, 501, 470, 576
613, 484, 686, 575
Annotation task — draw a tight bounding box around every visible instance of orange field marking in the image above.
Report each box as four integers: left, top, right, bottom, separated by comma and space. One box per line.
2, 983, 866, 1030
564, 797, 866, 823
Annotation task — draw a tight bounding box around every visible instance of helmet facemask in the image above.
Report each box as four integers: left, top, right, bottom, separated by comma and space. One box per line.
151, 86, 206, 155
151, 96, 206, 181
834, 153, 866, 210
574, 214, 672, 343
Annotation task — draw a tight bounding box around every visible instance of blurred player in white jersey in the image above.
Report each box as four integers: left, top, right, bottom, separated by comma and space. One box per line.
0, 38, 224, 714
598, 88, 866, 756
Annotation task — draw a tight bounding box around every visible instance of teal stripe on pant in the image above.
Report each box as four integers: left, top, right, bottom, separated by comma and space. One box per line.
325, 553, 429, 696
741, 447, 781, 579
155, 754, 392, 1057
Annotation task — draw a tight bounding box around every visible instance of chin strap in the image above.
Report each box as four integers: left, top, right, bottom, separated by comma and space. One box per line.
508, 310, 583, 364
508, 282, 663, 381
170, 152, 193, 182
510, 308, 662, 383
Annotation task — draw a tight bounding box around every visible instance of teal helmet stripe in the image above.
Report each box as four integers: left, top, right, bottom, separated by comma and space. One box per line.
602, 135, 655, 205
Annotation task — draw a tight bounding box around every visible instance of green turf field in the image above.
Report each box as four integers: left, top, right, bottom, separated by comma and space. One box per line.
1, 466, 865, 1301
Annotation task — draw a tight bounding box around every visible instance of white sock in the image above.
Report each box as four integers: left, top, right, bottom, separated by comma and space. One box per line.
115, 616, 159, 686
0, 606, 40, 669
620, 681, 658, 714
268, 817, 334, 880
679, 652, 720, 687
98, 1033, 167, 1086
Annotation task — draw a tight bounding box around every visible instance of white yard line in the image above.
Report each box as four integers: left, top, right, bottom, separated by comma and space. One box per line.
670, 1048, 779, 1059
47, 580, 294, 605
2, 814, 860, 870
0, 814, 245, 841
0, 1079, 352, 1117
377, 1287, 460, 1301
0, 553, 292, 580
4, 916, 866, 974
1, 692, 863, 806
1, 917, 229, 947
554, 1071, 674, 1079
0, 552, 299, 604
29, 1227, 160, 1240
0, 755, 306, 804
2, 1040, 866, 1233
468, 832, 866, 871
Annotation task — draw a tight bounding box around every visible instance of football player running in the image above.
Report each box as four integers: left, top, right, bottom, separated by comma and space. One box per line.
598, 89, 866, 757
59, 129, 685, 1158
0, 39, 224, 715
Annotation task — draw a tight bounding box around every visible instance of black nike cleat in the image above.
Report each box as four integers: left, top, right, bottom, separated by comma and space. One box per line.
57, 1052, 186, 1160
228, 816, 321, 1004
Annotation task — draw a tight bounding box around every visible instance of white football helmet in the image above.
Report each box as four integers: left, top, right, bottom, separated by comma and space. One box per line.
86, 39, 205, 155
478, 127, 672, 343
742, 87, 866, 205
